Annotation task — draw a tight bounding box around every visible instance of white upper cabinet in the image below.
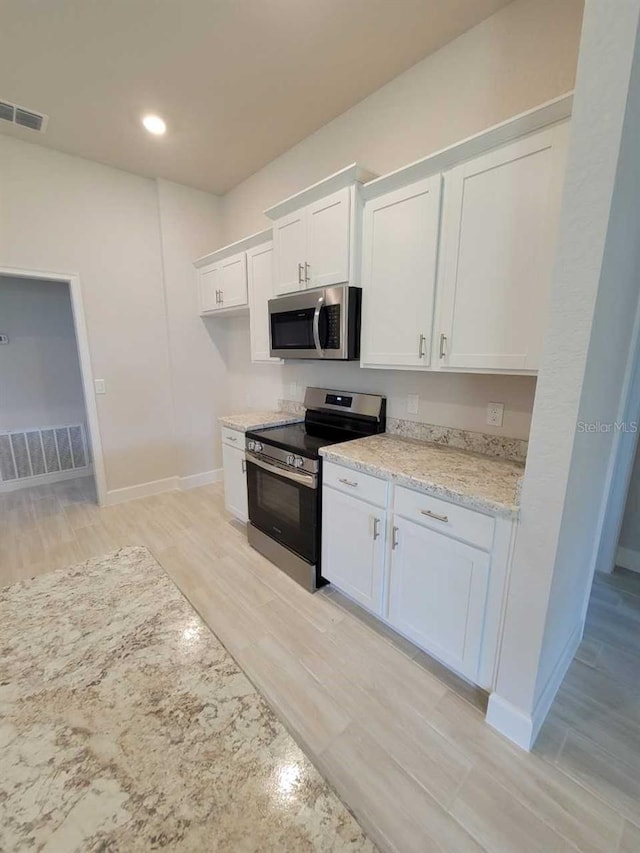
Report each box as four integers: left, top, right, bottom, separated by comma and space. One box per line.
198, 263, 222, 314
195, 230, 271, 317
266, 164, 376, 296
360, 175, 442, 369
435, 123, 569, 372
307, 187, 351, 288
273, 210, 307, 295
218, 251, 247, 310
247, 240, 281, 363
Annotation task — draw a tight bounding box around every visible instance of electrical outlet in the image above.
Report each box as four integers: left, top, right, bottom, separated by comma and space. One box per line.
94, 379, 106, 395
486, 402, 504, 427
407, 394, 419, 415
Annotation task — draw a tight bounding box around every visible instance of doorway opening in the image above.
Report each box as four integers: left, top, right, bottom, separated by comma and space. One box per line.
0, 267, 106, 507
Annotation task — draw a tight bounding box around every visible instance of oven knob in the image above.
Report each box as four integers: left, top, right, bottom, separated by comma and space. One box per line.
247, 440, 256, 452
254, 442, 263, 453
286, 454, 295, 466
294, 456, 304, 468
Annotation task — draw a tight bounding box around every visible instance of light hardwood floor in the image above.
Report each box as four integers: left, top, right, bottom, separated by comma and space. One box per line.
1, 476, 639, 852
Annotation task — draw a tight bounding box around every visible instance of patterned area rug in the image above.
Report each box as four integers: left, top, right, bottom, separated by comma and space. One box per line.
0, 546, 374, 852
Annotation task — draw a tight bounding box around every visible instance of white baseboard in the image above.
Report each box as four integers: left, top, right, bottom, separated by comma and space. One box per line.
0, 465, 93, 493
179, 469, 223, 490
104, 469, 223, 506
616, 546, 640, 573
486, 622, 582, 751
105, 476, 180, 506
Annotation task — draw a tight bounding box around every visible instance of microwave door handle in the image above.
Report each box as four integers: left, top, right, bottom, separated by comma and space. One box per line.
313, 296, 325, 357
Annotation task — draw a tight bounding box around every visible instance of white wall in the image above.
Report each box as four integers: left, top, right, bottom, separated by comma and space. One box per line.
156, 179, 226, 479
222, 0, 583, 241
487, 0, 640, 748
0, 136, 225, 493
0, 276, 86, 432
220, 0, 583, 439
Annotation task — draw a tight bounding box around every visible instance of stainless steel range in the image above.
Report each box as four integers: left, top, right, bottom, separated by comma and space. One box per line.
245, 387, 386, 592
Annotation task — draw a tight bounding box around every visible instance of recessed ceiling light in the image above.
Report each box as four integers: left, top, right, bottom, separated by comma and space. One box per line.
142, 114, 166, 136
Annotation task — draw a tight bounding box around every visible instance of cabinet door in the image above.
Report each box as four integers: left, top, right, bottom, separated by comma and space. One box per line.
360, 175, 442, 368
222, 443, 248, 522
437, 124, 569, 372
198, 262, 220, 313
219, 251, 248, 309
322, 486, 386, 613
273, 209, 307, 294
247, 241, 280, 363
307, 186, 351, 288
388, 516, 490, 682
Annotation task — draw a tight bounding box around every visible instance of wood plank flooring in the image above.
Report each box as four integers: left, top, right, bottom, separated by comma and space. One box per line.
1, 476, 638, 853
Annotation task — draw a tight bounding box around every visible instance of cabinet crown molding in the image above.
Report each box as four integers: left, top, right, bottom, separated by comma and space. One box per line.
194, 227, 272, 269
361, 92, 573, 201
264, 163, 377, 221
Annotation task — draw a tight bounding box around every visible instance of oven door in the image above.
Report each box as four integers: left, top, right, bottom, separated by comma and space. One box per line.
246, 454, 318, 564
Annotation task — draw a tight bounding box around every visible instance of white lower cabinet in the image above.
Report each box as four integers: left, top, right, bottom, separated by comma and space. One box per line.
322, 486, 386, 613
388, 516, 490, 682
321, 461, 511, 687
222, 434, 248, 522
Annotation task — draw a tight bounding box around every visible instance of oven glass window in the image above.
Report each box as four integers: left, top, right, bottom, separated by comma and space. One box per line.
256, 470, 300, 528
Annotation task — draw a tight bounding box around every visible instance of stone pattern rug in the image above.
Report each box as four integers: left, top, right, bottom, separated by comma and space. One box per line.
0, 546, 375, 852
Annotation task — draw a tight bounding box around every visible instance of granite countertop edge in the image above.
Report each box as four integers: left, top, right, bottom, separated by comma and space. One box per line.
319, 446, 521, 520
219, 412, 304, 433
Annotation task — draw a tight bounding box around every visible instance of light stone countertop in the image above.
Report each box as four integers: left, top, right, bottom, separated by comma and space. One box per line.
219, 411, 303, 432
320, 434, 524, 519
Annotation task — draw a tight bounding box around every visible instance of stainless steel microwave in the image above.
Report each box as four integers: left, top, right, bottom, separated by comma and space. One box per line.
268, 285, 361, 360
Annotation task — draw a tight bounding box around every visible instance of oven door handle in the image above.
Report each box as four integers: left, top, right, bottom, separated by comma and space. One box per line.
246, 453, 317, 489
313, 295, 325, 358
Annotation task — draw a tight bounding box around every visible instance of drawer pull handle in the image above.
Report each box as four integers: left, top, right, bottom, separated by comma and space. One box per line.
421, 509, 449, 523
370, 516, 380, 540
228, 435, 237, 442
338, 478, 358, 488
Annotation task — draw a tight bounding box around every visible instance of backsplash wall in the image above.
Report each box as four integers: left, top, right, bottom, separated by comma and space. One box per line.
224, 316, 536, 442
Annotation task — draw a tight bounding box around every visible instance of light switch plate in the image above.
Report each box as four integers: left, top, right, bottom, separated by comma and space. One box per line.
407, 394, 419, 415
288, 382, 297, 398
94, 379, 107, 395
487, 402, 504, 427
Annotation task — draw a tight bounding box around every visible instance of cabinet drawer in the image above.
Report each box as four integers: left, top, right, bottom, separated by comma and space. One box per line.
323, 461, 387, 507
394, 486, 494, 551
221, 427, 244, 449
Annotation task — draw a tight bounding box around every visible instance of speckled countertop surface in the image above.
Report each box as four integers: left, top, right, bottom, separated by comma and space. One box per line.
320, 434, 524, 518
219, 411, 303, 432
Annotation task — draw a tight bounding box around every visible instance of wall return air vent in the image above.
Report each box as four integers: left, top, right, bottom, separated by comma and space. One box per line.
0, 98, 48, 132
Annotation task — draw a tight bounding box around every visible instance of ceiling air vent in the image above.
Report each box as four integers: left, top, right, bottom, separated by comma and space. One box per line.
0, 99, 48, 132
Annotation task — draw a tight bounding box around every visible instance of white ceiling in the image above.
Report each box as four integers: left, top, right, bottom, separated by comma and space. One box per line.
0, 0, 513, 194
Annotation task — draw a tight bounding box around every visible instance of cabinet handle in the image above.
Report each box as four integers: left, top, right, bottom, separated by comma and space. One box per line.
241, 459, 246, 473
215, 289, 219, 304
338, 477, 358, 488
420, 509, 449, 523
298, 263, 304, 285
439, 333, 447, 359
392, 525, 399, 549
228, 435, 237, 442
305, 262, 311, 283
418, 333, 427, 359
219, 289, 223, 305
371, 516, 381, 540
